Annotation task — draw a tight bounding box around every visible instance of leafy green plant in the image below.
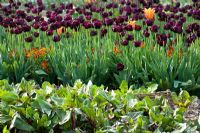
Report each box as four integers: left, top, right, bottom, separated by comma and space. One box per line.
0, 79, 199, 132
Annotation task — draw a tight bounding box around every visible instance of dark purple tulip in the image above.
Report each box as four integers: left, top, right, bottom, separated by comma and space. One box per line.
85, 15, 91, 20
16, 10, 26, 18
117, 62, 124, 71
172, 26, 183, 34
14, 27, 22, 34
32, 23, 40, 29
53, 35, 61, 42
186, 34, 197, 44
33, 32, 39, 37
25, 36, 33, 42
83, 21, 93, 29
40, 21, 48, 27
102, 12, 109, 18
134, 41, 142, 47
120, 31, 126, 37
106, 3, 113, 9
100, 29, 107, 37
126, 34, 134, 41
22, 25, 31, 32
66, 3, 73, 9
150, 25, 159, 32
124, 5, 132, 15
40, 26, 48, 31
145, 19, 154, 26
143, 30, 150, 37
90, 30, 97, 36
104, 18, 113, 26
122, 40, 129, 46
46, 30, 53, 36
124, 25, 133, 31
25, 15, 34, 22
134, 25, 141, 31
164, 23, 170, 30
93, 20, 102, 29
112, 25, 123, 32
156, 34, 168, 46
56, 15, 63, 22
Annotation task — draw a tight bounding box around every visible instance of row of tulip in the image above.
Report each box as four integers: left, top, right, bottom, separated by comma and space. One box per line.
0, 0, 199, 92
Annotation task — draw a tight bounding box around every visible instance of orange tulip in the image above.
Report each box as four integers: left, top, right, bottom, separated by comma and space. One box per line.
113, 47, 122, 55
41, 60, 49, 73
167, 45, 174, 57
144, 8, 155, 20
57, 27, 65, 35
127, 20, 136, 28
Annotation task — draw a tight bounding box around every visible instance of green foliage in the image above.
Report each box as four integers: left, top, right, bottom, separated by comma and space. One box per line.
0, 79, 199, 132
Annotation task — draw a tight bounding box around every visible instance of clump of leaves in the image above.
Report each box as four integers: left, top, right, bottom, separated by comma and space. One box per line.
0, 79, 199, 132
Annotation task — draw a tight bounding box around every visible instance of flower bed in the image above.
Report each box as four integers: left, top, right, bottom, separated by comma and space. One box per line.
0, 79, 199, 132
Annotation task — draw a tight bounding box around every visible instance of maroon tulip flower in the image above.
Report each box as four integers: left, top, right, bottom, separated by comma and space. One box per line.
143, 30, 150, 37
33, 32, 39, 37
122, 39, 129, 46
134, 41, 142, 47
53, 35, 61, 42
46, 30, 53, 36
145, 19, 154, 26
126, 34, 134, 41
104, 18, 113, 26
25, 36, 33, 43
100, 29, 107, 37
93, 20, 102, 29
150, 25, 159, 32
117, 62, 124, 71
90, 30, 97, 36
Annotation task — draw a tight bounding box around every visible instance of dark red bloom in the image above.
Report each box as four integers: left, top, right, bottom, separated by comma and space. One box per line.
145, 19, 154, 26
33, 32, 39, 37
143, 30, 150, 37
90, 30, 97, 36
122, 40, 129, 46
134, 41, 142, 47
100, 29, 107, 37
112, 25, 123, 32
93, 20, 102, 29
83, 21, 93, 29
104, 18, 113, 26
156, 34, 168, 46
117, 62, 124, 71
126, 34, 134, 41
150, 25, 159, 32
46, 30, 53, 36
25, 36, 33, 42
53, 35, 61, 42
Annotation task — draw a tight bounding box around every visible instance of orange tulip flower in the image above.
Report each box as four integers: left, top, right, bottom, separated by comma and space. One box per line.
167, 45, 174, 57
57, 27, 65, 35
127, 20, 136, 28
41, 60, 49, 73
144, 8, 155, 20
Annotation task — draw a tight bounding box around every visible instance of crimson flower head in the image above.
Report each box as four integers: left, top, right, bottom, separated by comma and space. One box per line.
117, 62, 125, 71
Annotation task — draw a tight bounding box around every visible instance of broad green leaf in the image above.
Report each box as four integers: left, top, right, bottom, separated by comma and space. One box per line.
147, 84, 158, 93
35, 70, 48, 75
37, 99, 52, 116
56, 109, 71, 125
10, 114, 34, 131
171, 123, 186, 133
119, 80, 128, 93
3, 126, 10, 133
